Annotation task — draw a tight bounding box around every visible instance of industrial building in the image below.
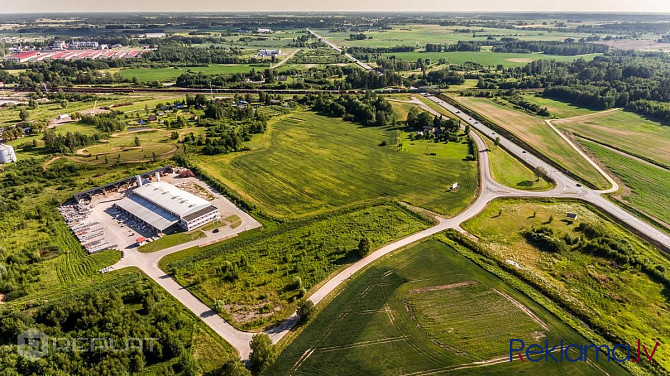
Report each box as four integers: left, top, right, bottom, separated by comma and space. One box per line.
114, 179, 219, 233
0, 144, 17, 164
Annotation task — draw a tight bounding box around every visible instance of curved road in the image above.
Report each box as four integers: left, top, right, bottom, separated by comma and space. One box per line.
109, 94, 670, 361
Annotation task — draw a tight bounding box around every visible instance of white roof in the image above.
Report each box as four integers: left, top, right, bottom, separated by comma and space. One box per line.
116, 194, 179, 231
132, 181, 210, 218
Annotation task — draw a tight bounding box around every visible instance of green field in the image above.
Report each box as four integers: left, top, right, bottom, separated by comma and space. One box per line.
117, 64, 271, 82
482, 134, 553, 191
268, 238, 627, 376
196, 111, 478, 218
166, 203, 431, 330
382, 51, 601, 67
522, 94, 597, 118
316, 24, 598, 49
579, 139, 670, 225
553, 109, 670, 167
454, 96, 610, 189
463, 199, 670, 370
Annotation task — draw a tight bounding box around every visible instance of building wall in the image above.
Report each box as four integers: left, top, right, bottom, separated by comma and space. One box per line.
181, 209, 220, 231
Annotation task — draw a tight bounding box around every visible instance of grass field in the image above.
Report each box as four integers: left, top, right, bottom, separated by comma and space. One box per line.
268, 238, 627, 375
454, 96, 610, 189
579, 138, 670, 225
463, 199, 670, 370
315, 24, 598, 49
116, 64, 270, 82
167, 203, 431, 330
522, 94, 597, 118
553, 109, 670, 167
382, 51, 601, 67
481, 134, 552, 191
196, 111, 478, 218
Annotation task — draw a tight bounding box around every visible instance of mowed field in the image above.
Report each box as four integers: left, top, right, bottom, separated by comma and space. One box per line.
197, 111, 478, 218
382, 51, 601, 67
454, 96, 610, 189
315, 24, 596, 49
553, 108, 670, 167
116, 63, 271, 82
268, 239, 627, 376
579, 139, 670, 225
522, 94, 597, 118
481, 133, 553, 191
463, 199, 670, 370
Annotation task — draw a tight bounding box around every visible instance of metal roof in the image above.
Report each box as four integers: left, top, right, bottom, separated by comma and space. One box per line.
115, 193, 179, 231
132, 182, 211, 218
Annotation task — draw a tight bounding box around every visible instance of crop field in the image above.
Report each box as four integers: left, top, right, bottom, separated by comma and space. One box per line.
521, 94, 597, 118
579, 139, 670, 225
454, 96, 610, 189
481, 133, 552, 191
553, 109, 670, 167
315, 24, 596, 49
167, 203, 431, 330
463, 199, 670, 370
268, 239, 626, 376
116, 63, 270, 82
196, 111, 477, 218
382, 51, 601, 67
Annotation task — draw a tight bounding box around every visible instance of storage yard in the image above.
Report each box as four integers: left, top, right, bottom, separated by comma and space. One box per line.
60, 167, 244, 253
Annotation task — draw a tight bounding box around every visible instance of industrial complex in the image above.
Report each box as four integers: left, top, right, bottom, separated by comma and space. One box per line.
115, 180, 220, 233
59, 167, 235, 253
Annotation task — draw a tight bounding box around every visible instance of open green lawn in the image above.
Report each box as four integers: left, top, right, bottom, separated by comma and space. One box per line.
454, 96, 610, 189
166, 203, 431, 330
481, 134, 552, 191
463, 199, 670, 370
522, 94, 597, 118
196, 111, 478, 218
117, 64, 270, 82
383, 51, 601, 67
579, 138, 670, 226
553, 109, 670, 167
268, 238, 627, 376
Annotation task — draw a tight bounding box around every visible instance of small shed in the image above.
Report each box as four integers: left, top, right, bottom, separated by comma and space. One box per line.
136, 236, 147, 246
566, 213, 578, 221
450, 183, 459, 191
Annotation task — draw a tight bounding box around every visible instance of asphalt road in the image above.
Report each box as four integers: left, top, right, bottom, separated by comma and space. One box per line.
109, 94, 670, 361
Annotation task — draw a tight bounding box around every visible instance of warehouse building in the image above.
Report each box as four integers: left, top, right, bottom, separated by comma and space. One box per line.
114, 181, 219, 233
0, 144, 17, 164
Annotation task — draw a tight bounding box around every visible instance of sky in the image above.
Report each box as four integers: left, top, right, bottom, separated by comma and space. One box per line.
1, 0, 669, 14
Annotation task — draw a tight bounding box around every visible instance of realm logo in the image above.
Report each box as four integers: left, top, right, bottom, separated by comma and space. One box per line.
17, 328, 49, 360
510, 339, 660, 363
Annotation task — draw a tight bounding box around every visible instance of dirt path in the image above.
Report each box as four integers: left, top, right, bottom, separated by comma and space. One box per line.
544, 118, 619, 193
493, 289, 549, 331
272, 48, 300, 69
